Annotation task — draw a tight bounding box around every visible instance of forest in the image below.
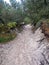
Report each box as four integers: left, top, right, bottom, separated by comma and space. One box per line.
0, 0, 49, 42
0, 0, 49, 65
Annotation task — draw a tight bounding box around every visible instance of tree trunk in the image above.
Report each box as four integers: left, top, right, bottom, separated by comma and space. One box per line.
44, 0, 47, 5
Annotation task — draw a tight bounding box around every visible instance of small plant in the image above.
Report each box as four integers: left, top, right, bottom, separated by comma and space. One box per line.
24, 17, 32, 24
0, 22, 17, 43
0, 32, 16, 43
7, 22, 16, 29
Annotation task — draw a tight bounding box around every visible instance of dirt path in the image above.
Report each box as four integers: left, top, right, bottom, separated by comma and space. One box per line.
0, 24, 49, 65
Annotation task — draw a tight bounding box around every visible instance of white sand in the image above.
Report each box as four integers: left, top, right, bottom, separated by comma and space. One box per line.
0, 24, 49, 65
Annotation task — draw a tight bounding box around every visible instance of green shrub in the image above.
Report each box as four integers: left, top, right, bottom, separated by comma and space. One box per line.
0, 22, 17, 33
0, 24, 4, 32
0, 24, 10, 33
0, 24, 9, 33
0, 33, 16, 43
0, 22, 17, 43
7, 22, 16, 29
35, 19, 43, 28
24, 17, 32, 24
32, 13, 41, 26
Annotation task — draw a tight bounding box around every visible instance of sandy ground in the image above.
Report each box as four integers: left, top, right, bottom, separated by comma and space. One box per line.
0, 24, 49, 65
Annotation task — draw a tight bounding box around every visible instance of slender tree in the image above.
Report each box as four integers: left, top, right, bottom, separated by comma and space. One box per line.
44, 0, 47, 5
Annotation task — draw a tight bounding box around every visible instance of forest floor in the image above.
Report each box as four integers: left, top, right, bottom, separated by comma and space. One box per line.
0, 24, 49, 65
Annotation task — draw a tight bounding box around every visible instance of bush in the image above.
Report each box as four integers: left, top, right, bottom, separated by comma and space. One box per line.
24, 17, 32, 24
39, 7, 49, 19
32, 13, 41, 26
0, 22, 17, 33
0, 24, 9, 33
0, 22, 17, 43
0, 23, 4, 32
0, 32, 16, 43
7, 22, 16, 29
35, 19, 45, 29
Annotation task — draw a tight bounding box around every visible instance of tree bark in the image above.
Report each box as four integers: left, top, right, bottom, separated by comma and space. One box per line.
44, 0, 47, 5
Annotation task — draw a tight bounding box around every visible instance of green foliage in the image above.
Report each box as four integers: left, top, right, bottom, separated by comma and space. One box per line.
7, 22, 16, 29
35, 20, 42, 29
0, 22, 16, 33
0, 33, 16, 43
0, 0, 49, 42
0, 0, 49, 29
23, 0, 49, 25
24, 17, 32, 24
35, 19, 49, 30
10, 0, 17, 8
0, 24, 9, 33
39, 7, 49, 18
0, 22, 17, 43
0, 24, 4, 32
0, 0, 49, 26
47, 19, 49, 23
32, 13, 41, 24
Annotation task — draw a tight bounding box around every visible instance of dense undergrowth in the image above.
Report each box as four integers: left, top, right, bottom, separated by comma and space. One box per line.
0, 21, 25, 43
0, 22, 16, 43
0, 32, 16, 43
0, 0, 49, 43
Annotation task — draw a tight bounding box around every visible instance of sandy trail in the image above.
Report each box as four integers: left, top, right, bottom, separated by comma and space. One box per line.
0, 24, 49, 65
